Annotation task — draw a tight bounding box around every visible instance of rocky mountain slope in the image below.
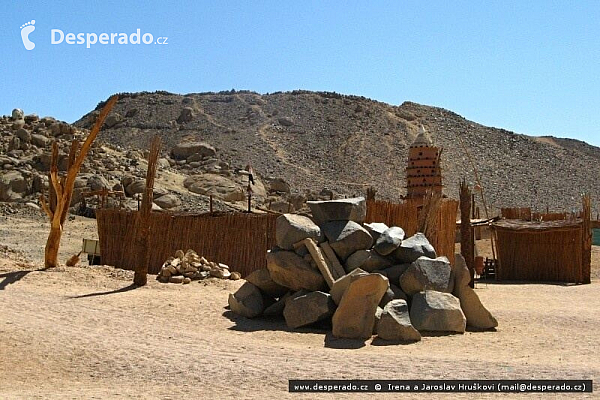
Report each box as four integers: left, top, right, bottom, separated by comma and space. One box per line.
73, 90, 599, 213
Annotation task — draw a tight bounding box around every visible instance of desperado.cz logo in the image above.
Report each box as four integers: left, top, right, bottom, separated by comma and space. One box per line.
52, 28, 168, 48
20, 20, 168, 50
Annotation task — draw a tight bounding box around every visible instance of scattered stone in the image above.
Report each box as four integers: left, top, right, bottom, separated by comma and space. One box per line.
322, 220, 373, 261
263, 292, 292, 317
410, 290, 466, 333
377, 299, 421, 342
177, 107, 195, 124
283, 291, 335, 329
307, 197, 367, 225
332, 274, 389, 339
373, 226, 405, 256
154, 194, 181, 209
393, 233, 436, 263
319, 242, 346, 279
456, 285, 498, 329
400, 256, 453, 296
301, 238, 338, 288
228, 282, 265, 318
275, 213, 322, 250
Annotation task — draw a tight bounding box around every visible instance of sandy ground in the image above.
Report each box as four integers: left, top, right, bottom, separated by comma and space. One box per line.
0, 213, 599, 399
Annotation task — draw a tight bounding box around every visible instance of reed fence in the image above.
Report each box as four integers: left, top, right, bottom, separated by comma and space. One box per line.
96, 209, 278, 277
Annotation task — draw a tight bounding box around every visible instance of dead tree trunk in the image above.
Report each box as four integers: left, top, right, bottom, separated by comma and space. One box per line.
40, 96, 118, 268
133, 135, 161, 286
460, 179, 475, 288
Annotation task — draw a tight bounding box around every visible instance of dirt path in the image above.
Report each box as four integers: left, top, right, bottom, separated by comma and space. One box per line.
0, 214, 598, 398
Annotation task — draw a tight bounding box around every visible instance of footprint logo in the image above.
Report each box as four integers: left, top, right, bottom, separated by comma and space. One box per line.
20, 20, 35, 50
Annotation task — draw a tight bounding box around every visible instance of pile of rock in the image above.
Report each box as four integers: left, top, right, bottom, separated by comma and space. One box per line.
228, 197, 497, 343
157, 249, 241, 283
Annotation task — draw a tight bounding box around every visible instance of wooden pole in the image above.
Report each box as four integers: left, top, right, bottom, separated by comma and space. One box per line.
460, 179, 475, 288
582, 194, 591, 284
134, 135, 161, 286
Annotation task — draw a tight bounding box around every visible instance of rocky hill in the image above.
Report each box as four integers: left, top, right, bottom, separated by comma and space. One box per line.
72, 90, 599, 213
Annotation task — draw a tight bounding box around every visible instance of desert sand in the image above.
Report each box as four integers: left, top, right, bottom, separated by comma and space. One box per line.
1, 213, 598, 399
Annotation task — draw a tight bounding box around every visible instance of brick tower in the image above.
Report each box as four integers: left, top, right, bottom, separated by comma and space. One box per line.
406, 125, 443, 199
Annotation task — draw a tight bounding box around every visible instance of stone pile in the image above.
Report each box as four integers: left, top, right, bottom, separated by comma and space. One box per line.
157, 249, 241, 284
229, 197, 497, 343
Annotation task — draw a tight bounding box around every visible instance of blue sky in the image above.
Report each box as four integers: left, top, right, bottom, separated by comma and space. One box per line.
2, 1, 599, 146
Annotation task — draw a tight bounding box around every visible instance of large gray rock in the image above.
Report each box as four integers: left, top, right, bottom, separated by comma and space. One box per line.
171, 142, 216, 160
15, 128, 31, 143
363, 222, 389, 242
153, 194, 181, 209
283, 291, 336, 329
345, 249, 393, 273
177, 107, 195, 124
245, 268, 289, 298
266, 250, 326, 291
393, 233, 436, 263
87, 175, 111, 191
377, 299, 421, 342
0, 171, 28, 201
31, 134, 50, 148
275, 214, 323, 250
11, 108, 24, 120
332, 274, 389, 339
400, 256, 453, 296
322, 220, 373, 261
373, 226, 405, 256
381, 264, 411, 286
329, 268, 369, 305
456, 286, 498, 330
228, 282, 266, 318
410, 291, 466, 333
307, 197, 367, 225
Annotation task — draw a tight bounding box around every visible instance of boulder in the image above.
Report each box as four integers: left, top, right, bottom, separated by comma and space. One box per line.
183, 174, 245, 202
11, 108, 24, 120
283, 291, 336, 329
332, 274, 389, 339
228, 282, 266, 318
125, 179, 146, 196
171, 142, 216, 160
267, 177, 291, 193
363, 222, 389, 242
266, 250, 326, 291
345, 249, 393, 273
245, 268, 289, 298
307, 197, 367, 225
410, 290, 466, 333
31, 134, 50, 148
373, 226, 405, 256
15, 128, 31, 143
456, 286, 498, 330
275, 214, 323, 250
381, 264, 411, 286
451, 253, 471, 294
177, 107, 195, 124
322, 220, 373, 261
400, 256, 453, 296
392, 233, 436, 263
154, 194, 181, 209
0, 171, 28, 201
104, 113, 123, 128
329, 268, 369, 305
87, 175, 111, 191
377, 299, 421, 342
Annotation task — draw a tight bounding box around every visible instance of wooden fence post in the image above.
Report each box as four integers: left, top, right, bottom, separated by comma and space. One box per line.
460, 180, 475, 287
582, 194, 591, 284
